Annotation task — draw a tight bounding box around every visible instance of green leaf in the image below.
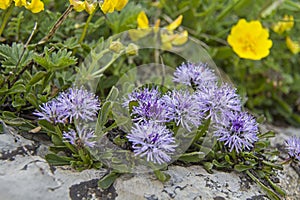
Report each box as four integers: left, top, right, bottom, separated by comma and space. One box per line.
203, 162, 214, 174
258, 131, 275, 139
25, 93, 38, 108
178, 151, 205, 162
106, 2, 142, 33
8, 83, 26, 94
95, 101, 111, 136
33, 48, 77, 71
234, 164, 254, 172
98, 172, 120, 189
154, 170, 171, 182
38, 120, 57, 134
26, 71, 48, 88
0, 43, 33, 69
106, 86, 119, 102
51, 134, 64, 146
45, 153, 73, 166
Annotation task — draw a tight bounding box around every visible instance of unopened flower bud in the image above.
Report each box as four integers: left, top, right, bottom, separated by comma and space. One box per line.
126, 43, 139, 56
109, 40, 124, 53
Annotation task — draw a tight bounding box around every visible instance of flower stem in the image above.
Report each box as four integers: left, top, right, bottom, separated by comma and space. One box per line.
0, 5, 14, 37
37, 5, 74, 45
79, 7, 97, 44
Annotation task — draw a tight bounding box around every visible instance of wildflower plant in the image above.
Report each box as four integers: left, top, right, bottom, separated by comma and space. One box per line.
0, 1, 298, 199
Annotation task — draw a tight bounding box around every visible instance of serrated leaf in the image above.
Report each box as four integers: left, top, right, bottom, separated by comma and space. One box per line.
0, 43, 33, 69
34, 48, 77, 71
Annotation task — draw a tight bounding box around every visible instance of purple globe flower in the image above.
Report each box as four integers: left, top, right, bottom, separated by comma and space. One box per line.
173, 62, 217, 88
123, 87, 161, 108
63, 127, 96, 148
127, 122, 177, 164
285, 136, 300, 161
162, 90, 203, 131
196, 83, 242, 123
33, 99, 64, 124
56, 86, 100, 123
213, 111, 259, 153
123, 87, 170, 123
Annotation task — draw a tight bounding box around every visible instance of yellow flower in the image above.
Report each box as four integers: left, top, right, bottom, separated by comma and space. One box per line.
69, 0, 96, 14
100, 0, 128, 14
129, 11, 188, 50
0, 0, 12, 10
84, 1, 96, 14
25, 0, 44, 13
69, 0, 85, 12
227, 19, 272, 60
0, 0, 44, 13
286, 36, 300, 54
272, 15, 294, 34
14, 0, 26, 7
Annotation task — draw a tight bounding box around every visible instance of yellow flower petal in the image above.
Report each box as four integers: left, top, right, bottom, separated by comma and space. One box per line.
227, 19, 272, 60
0, 0, 12, 10
128, 28, 152, 41
172, 30, 188, 45
84, 1, 96, 14
166, 15, 183, 31
100, 0, 115, 14
115, 0, 128, 11
137, 11, 149, 29
14, 0, 26, 7
69, 0, 85, 12
286, 36, 300, 54
25, 0, 44, 13
272, 15, 294, 34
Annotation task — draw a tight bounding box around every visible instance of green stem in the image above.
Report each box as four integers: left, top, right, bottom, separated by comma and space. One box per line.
246, 170, 281, 200
79, 7, 97, 44
0, 5, 14, 37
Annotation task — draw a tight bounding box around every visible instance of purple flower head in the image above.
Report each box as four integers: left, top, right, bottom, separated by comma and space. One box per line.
57, 86, 100, 123
213, 111, 259, 153
173, 62, 217, 88
162, 90, 203, 131
123, 87, 161, 108
127, 121, 177, 164
196, 83, 242, 123
33, 99, 64, 124
123, 87, 169, 123
285, 136, 300, 161
63, 127, 96, 148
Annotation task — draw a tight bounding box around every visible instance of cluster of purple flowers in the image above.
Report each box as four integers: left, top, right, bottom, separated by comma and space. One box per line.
34, 86, 100, 123
34, 86, 100, 148
285, 136, 300, 161
124, 62, 260, 164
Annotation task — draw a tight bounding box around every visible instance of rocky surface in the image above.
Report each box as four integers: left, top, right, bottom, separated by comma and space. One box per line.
0, 123, 299, 200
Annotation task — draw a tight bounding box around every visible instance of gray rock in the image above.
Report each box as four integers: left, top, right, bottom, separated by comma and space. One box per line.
0, 124, 299, 200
